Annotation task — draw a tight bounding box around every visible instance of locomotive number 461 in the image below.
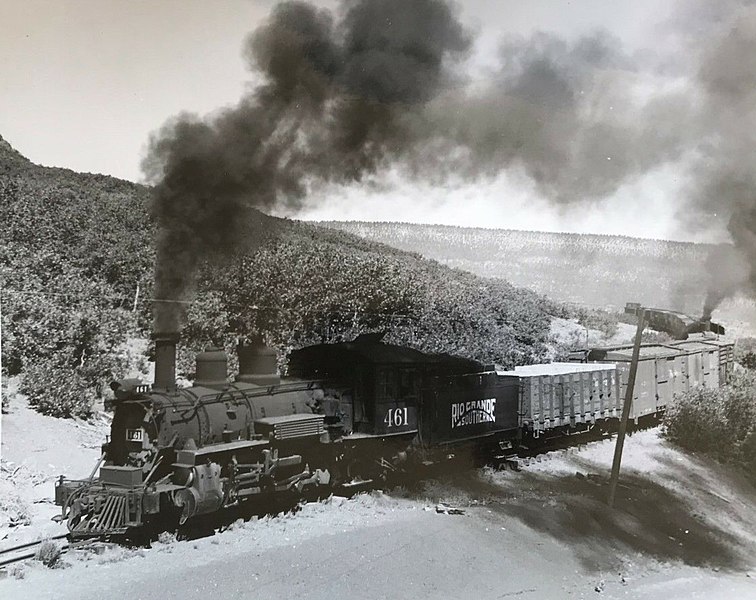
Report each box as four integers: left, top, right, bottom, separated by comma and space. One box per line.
126, 429, 144, 442
384, 407, 410, 428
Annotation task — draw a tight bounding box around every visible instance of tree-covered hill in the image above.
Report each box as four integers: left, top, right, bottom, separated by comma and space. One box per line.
321, 221, 756, 334
320, 221, 709, 312
0, 135, 556, 417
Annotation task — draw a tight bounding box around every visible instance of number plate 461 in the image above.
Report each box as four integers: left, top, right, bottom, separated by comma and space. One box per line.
384, 407, 411, 428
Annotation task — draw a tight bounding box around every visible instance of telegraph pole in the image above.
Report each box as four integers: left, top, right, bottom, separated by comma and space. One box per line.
607, 307, 646, 508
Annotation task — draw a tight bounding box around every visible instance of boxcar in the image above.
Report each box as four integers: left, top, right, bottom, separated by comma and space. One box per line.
568, 334, 735, 420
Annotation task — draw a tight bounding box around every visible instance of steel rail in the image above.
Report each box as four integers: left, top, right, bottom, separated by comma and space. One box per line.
0, 534, 70, 569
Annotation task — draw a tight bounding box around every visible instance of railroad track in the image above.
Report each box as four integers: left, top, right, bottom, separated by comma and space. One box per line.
0, 534, 70, 568
496, 416, 663, 471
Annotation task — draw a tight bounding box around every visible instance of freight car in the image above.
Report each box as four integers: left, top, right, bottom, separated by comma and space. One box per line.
624, 303, 726, 339
496, 362, 621, 442
54, 331, 734, 539
567, 334, 735, 423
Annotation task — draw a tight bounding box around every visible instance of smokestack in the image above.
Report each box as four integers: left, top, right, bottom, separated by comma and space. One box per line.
153, 332, 179, 392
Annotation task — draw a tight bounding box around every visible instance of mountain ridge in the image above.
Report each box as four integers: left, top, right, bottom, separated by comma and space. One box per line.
321, 220, 756, 335
317, 219, 703, 247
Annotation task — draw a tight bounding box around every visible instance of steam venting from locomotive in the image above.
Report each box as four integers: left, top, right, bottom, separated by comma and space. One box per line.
143, 0, 756, 334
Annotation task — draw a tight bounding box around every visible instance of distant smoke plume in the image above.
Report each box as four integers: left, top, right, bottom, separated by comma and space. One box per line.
688, 3, 756, 314
702, 244, 751, 319
425, 1, 756, 314
143, 0, 470, 332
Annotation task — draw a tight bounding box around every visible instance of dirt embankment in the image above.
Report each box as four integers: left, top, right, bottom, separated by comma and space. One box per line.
0, 381, 108, 546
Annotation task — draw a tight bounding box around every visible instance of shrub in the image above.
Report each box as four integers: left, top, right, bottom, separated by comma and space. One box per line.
639, 330, 673, 344
575, 308, 619, 339
0, 493, 31, 528
9, 565, 26, 579
35, 539, 63, 568
663, 372, 756, 479
662, 387, 734, 461
157, 531, 177, 545
734, 337, 756, 370
4, 277, 135, 418
20, 357, 98, 419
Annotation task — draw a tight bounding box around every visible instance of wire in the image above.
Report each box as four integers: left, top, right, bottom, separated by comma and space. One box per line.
0, 287, 418, 316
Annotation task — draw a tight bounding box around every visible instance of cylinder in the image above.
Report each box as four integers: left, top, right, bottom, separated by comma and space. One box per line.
153, 333, 179, 392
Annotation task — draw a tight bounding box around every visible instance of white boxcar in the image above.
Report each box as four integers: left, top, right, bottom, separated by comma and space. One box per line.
498, 363, 621, 434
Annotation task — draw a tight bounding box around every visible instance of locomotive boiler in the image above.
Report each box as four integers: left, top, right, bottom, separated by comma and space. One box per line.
55, 334, 336, 537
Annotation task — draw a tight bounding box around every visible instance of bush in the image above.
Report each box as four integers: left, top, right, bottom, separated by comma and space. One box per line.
663, 373, 756, 479
575, 308, 619, 339
1, 381, 8, 414
1, 165, 150, 419
735, 337, 756, 370
12, 301, 134, 418
21, 357, 99, 419
8, 564, 26, 579
638, 330, 673, 344
35, 539, 63, 568
157, 531, 177, 545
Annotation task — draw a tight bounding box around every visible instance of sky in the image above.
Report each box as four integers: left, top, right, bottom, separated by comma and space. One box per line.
0, 0, 734, 242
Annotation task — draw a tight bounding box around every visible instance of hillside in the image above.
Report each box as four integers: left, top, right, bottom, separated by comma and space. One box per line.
321, 221, 756, 335
0, 135, 557, 417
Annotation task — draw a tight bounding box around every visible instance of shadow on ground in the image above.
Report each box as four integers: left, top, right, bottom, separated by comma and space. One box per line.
422, 459, 756, 572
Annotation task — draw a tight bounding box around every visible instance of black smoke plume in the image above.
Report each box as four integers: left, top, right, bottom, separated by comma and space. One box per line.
144, 0, 756, 332
143, 0, 470, 332
421, 1, 756, 314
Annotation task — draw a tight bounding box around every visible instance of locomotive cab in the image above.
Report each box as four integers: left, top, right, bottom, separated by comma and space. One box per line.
288, 333, 486, 439
288, 334, 428, 435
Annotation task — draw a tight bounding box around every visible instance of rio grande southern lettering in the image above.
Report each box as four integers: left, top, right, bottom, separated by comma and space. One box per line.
451, 399, 496, 428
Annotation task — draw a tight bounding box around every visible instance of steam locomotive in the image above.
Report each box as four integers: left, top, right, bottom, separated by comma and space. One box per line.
54, 326, 734, 540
